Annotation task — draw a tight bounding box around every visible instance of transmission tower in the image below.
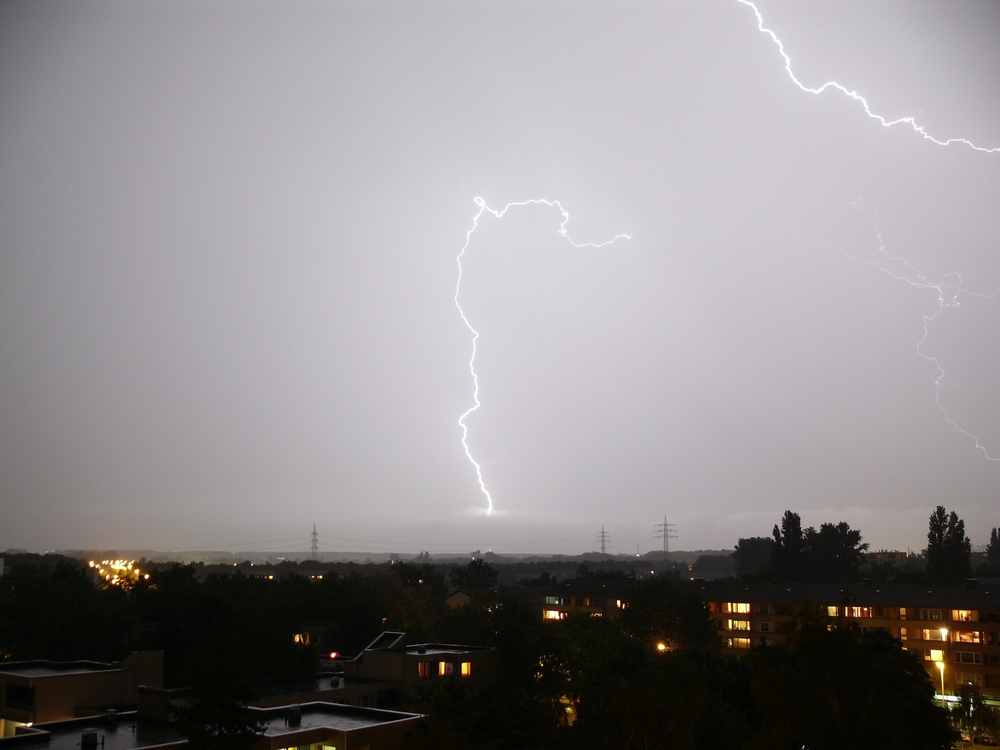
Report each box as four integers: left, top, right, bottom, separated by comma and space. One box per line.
310, 524, 319, 560
596, 526, 611, 555
654, 516, 677, 553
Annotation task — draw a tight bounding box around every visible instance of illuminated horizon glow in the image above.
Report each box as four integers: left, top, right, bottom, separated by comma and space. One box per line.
740, 1, 1000, 458
737, 0, 1000, 154
455, 197, 631, 515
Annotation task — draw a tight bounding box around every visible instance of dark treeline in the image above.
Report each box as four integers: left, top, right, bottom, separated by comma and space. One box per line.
732, 506, 1000, 583
0, 555, 958, 749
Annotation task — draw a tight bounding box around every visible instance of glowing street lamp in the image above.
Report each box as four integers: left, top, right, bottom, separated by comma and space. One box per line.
936, 661, 945, 696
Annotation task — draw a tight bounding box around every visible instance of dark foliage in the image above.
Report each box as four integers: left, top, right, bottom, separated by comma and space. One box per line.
926, 506, 971, 581
449, 559, 499, 592
745, 606, 955, 750
733, 537, 773, 577
770, 511, 868, 581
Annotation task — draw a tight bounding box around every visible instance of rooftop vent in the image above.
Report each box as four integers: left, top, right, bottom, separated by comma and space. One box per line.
286, 705, 301, 728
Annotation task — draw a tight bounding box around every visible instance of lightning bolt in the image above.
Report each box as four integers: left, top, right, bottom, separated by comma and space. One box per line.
739, 0, 1000, 457
831, 197, 1000, 460
455, 197, 631, 514
737, 0, 1000, 154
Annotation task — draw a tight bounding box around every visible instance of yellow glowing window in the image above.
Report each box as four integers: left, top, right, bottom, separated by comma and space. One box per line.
955, 631, 981, 644
728, 619, 750, 631
439, 662, 454, 676
418, 661, 431, 678
926, 649, 944, 662
922, 629, 947, 641
728, 637, 751, 649
952, 610, 975, 622
461, 662, 471, 676
724, 602, 751, 614
826, 606, 839, 617
899, 627, 907, 640
543, 610, 566, 620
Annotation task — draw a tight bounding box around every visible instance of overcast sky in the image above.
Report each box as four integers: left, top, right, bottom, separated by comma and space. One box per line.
2, 0, 999, 556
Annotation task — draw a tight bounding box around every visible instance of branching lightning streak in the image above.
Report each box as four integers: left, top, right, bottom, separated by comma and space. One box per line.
833, 198, 1000, 460
455, 197, 631, 514
739, 0, 1000, 457
737, 0, 1000, 153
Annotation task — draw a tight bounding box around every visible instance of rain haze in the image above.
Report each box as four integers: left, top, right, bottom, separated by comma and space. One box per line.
2, 0, 999, 557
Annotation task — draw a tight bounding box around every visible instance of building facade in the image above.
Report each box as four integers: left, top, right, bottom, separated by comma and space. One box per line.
694, 580, 1000, 698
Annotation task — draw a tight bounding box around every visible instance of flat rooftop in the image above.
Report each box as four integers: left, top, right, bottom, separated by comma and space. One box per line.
402, 645, 489, 656
260, 705, 408, 734
4, 715, 179, 750
1, 705, 422, 750
0, 662, 115, 678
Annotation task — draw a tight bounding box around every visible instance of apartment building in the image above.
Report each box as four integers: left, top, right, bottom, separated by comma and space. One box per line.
341, 632, 496, 687
694, 580, 1000, 698
539, 579, 637, 620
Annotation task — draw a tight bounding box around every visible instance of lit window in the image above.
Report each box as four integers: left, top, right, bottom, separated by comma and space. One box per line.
848, 607, 871, 618
293, 633, 310, 645
543, 610, 566, 620
952, 610, 975, 622
439, 662, 454, 676
728, 620, 750, 631
922, 629, 947, 642
926, 649, 944, 662
728, 637, 751, 649
826, 606, 839, 617
955, 631, 982, 644
724, 603, 751, 614
899, 627, 907, 640
461, 662, 471, 676
418, 662, 431, 678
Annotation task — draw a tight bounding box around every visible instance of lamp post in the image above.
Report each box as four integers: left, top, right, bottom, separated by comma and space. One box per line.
936, 661, 945, 696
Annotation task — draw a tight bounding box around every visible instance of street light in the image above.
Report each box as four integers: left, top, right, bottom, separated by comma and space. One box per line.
936, 661, 945, 696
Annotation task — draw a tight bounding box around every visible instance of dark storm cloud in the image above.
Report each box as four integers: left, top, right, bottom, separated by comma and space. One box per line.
1, 0, 998, 554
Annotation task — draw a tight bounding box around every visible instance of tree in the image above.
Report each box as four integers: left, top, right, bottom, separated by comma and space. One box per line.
987, 528, 1000, 573
733, 537, 773, 578
174, 682, 265, 750
622, 578, 718, 651
449, 559, 498, 592
926, 506, 971, 581
771, 511, 806, 580
951, 683, 1000, 744
747, 611, 956, 749
803, 522, 868, 582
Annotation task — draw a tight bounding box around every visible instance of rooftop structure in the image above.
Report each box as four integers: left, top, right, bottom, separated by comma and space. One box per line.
0, 702, 424, 750
0, 652, 163, 738
343, 632, 496, 687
